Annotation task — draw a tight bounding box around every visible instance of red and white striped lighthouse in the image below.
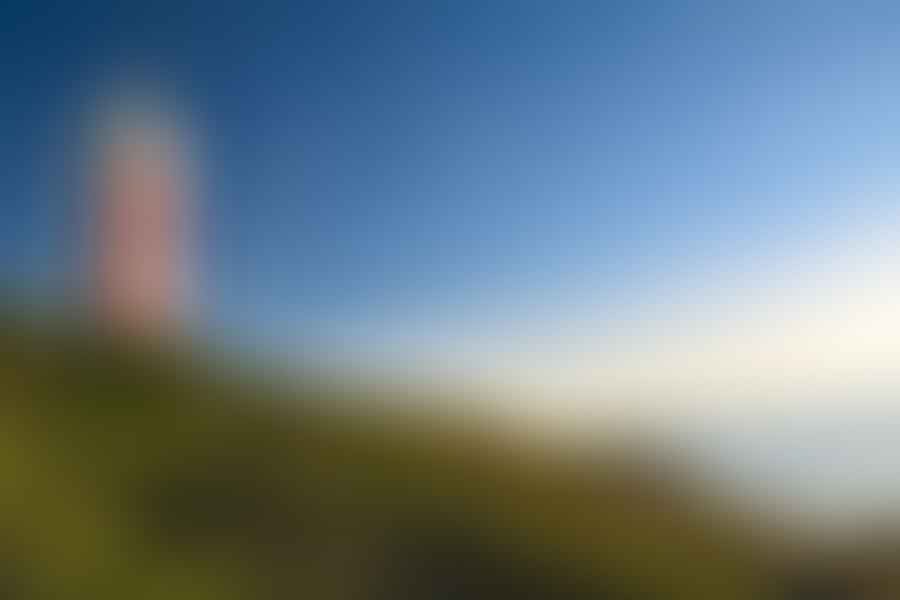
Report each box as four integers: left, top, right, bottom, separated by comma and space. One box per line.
90, 90, 193, 336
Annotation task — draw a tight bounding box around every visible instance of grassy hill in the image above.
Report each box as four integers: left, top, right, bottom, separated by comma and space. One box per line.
0, 318, 884, 599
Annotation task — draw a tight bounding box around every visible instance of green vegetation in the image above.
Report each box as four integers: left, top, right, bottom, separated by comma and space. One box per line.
0, 319, 894, 599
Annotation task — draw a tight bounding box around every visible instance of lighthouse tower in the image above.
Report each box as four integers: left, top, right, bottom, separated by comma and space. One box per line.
90, 91, 192, 336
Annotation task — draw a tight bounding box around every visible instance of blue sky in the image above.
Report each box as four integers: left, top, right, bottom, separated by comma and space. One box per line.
7, 1, 900, 522
4, 2, 900, 399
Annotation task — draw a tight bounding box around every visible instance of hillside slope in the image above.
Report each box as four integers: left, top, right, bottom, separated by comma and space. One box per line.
0, 323, 779, 599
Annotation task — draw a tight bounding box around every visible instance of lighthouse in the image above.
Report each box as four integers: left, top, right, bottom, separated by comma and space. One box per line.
89, 90, 193, 336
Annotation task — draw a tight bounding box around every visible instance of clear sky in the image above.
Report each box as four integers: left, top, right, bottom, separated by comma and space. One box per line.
4, 2, 900, 409
5, 0, 900, 522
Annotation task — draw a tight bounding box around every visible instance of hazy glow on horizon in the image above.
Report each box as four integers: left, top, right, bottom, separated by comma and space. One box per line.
337, 199, 900, 426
